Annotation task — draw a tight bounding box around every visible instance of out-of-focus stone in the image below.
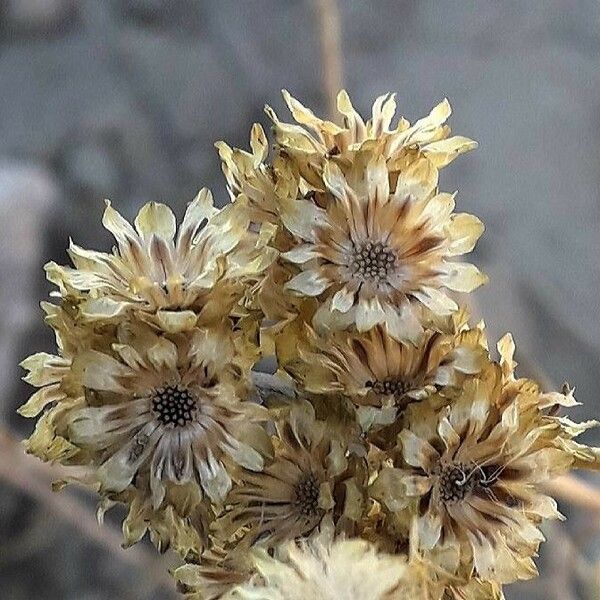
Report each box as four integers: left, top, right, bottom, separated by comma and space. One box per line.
62, 140, 121, 196
3, 0, 77, 34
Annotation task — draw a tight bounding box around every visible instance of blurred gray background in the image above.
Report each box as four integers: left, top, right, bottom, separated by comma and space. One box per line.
1, 1, 600, 598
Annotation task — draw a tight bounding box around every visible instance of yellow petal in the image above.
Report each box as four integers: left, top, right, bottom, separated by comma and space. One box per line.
423, 136, 478, 167
441, 262, 488, 293
18, 383, 64, 417
446, 212, 485, 256
134, 202, 176, 241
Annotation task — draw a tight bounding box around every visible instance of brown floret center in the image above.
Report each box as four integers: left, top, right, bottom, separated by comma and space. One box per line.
351, 241, 396, 282
437, 464, 477, 504
294, 472, 321, 517
151, 384, 198, 428
368, 378, 414, 396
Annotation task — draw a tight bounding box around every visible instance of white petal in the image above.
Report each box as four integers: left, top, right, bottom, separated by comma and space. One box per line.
331, 285, 356, 313
177, 188, 217, 247
282, 244, 318, 264
417, 511, 442, 550
423, 136, 478, 168
98, 423, 160, 492
445, 212, 485, 256
134, 202, 176, 242
412, 287, 458, 315
355, 294, 386, 332
285, 269, 331, 296
199, 450, 232, 504
102, 200, 138, 249
383, 302, 423, 344
79, 351, 130, 392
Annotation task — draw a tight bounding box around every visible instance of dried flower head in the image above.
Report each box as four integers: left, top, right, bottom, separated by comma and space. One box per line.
371, 356, 591, 583
66, 323, 269, 507
216, 400, 364, 548
46, 191, 276, 332
224, 537, 418, 600
287, 320, 488, 410
267, 90, 477, 182
280, 153, 486, 342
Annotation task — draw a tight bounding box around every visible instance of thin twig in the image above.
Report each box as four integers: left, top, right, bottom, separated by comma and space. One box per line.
312, 0, 344, 121
544, 475, 600, 514
0, 427, 176, 597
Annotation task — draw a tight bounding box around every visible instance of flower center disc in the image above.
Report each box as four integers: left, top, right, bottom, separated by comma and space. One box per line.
438, 464, 477, 504
151, 384, 197, 428
351, 241, 396, 282
294, 472, 321, 517
369, 378, 414, 396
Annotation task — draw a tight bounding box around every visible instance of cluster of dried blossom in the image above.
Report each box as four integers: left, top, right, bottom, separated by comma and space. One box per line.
20, 91, 600, 599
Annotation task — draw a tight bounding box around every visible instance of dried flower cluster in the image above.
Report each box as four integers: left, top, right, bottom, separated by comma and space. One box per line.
21, 91, 600, 599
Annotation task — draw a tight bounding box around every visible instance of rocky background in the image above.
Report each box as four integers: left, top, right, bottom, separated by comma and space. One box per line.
1, 1, 600, 598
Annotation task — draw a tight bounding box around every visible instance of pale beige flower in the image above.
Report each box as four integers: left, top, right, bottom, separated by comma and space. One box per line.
371, 358, 590, 583
288, 320, 488, 409
267, 90, 477, 183
46, 191, 276, 332
280, 153, 486, 342
224, 537, 414, 600
62, 323, 270, 508
217, 400, 364, 548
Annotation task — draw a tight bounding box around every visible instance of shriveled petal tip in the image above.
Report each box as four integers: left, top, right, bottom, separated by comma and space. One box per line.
18, 384, 64, 418
285, 269, 331, 296
336, 89, 353, 112
399, 429, 439, 469
282, 244, 318, 264
134, 202, 176, 242
331, 286, 356, 313
423, 136, 479, 167
182, 188, 217, 230
102, 200, 137, 245
497, 332, 516, 364
413, 287, 458, 315
372, 92, 397, 131
250, 123, 268, 163
446, 213, 485, 256
441, 262, 488, 293
431, 97, 452, 123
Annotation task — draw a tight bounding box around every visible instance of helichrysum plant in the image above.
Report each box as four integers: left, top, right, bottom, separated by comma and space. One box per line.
20, 90, 600, 599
